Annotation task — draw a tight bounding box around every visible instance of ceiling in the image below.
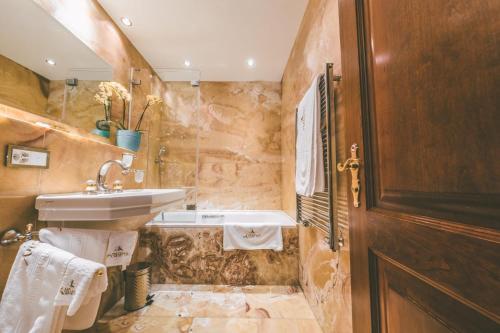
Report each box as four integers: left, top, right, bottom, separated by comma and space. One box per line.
97, 0, 308, 82
0, 0, 111, 81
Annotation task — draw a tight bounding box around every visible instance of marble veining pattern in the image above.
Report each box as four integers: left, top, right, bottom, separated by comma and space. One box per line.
280, 0, 352, 332
95, 284, 323, 333
158, 81, 282, 210
137, 227, 298, 286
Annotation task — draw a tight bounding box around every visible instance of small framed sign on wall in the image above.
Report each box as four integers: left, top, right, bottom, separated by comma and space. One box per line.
5, 145, 50, 169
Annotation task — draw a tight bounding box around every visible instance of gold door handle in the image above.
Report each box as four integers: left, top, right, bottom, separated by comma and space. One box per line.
337, 144, 361, 207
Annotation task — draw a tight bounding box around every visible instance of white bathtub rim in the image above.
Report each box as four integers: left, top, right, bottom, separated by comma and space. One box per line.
146, 210, 297, 228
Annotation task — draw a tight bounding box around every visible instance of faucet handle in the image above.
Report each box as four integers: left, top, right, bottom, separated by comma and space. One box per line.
112, 180, 124, 192
85, 179, 97, 193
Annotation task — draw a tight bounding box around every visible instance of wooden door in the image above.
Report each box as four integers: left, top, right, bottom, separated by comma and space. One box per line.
338, 0, 500, 332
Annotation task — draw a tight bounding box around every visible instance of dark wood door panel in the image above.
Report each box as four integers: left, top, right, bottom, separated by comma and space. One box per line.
367, 211, 500, 323
362, 0, 500, 226
377, 191, 500, 230
339, 0, 500, 331
373, 254, 500, 333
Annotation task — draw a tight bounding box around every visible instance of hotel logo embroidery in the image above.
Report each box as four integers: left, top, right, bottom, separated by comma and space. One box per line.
60, 280, 76, 295
243, 229, 261, 239
107, 245, 129, 258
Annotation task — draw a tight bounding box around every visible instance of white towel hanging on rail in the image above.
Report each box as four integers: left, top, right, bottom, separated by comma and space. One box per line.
295, 75, 325, 196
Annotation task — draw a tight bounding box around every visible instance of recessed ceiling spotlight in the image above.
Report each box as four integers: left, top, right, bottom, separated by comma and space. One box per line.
184, 59, 191, 67
247, 58, 256, 68
120, 17, 132, 26
45, 58, 56, 66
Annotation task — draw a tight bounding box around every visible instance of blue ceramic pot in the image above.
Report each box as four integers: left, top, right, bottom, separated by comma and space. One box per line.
116, 130, 142, 151
91, 128, 110, 138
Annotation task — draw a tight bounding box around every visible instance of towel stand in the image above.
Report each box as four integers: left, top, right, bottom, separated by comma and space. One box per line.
296, 63, 342, 251
1, 223, 105, 277
0, 223, 39, 246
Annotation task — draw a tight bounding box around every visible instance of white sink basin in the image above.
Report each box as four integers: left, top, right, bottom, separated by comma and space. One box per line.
35, 189, 185, 221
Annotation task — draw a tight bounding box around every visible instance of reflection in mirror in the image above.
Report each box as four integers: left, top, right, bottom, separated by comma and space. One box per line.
0, 0, 113, 138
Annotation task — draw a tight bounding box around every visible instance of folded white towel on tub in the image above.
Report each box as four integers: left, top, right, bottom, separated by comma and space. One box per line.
223, 224, 283, 251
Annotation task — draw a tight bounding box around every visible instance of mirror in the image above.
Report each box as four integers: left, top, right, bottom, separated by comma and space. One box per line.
0, 0, 114, 139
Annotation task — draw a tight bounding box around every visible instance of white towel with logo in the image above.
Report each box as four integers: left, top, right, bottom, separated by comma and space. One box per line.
0, 241, 94, 333
39, 228, 110, 263
104, 231, 138, 267
295, 75, 325, 197
39, 227, 136, 330
54, 256, 107, 315
223, 224, 283, 251
51, 257, 108, 331
39, 228, 138, 267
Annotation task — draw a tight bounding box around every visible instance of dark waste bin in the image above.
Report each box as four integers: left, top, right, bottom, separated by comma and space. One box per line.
124, 262, 152, 311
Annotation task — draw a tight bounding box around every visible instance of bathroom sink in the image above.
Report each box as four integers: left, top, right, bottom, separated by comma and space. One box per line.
35, 189, 185, 221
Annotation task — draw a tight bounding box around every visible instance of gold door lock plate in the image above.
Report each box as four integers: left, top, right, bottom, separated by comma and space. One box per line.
337, 144, 361, 207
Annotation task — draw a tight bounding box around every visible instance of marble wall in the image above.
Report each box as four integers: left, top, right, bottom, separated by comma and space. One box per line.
137, 226, 298, 286
281, 0, 352, 332
0, 0, 163, 320
160, 81, 282, 210
0, 54, 113, 134
0, 54, 53, 118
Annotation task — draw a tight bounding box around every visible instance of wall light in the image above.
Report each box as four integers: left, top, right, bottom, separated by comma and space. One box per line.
120, 17, 132, 26
247, 58, 256, 68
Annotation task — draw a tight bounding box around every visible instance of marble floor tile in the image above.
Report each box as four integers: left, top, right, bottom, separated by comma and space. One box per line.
98, 284, 322, 333
245, 293, 316, 319
97, 316, 193, 333
191, 318, 260, 333
258, 319, 323, 333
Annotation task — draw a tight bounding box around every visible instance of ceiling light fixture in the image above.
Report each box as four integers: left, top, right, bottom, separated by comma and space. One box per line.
120, 17, 132, 26
247, 58, 256, 68
184, 60, 191, 67
45, 58, 56, 66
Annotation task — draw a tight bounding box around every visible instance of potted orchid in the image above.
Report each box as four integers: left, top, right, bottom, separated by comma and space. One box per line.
93, 81, 131, 138
94, 82, 162, 151
116, 94, 163, 151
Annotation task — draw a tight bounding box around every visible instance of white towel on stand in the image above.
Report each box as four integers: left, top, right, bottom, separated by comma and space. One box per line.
39, 227, 138, 330
0, 241, 75, 333
295, 75, 325, 197
50, 256, 107, 331
40, 227, 138, 268
39, 227, 110, 263
104, 231, 139, 267
223, 224, 283, 251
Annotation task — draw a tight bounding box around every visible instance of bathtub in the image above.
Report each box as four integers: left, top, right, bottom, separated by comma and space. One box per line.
148, 210, 296, 228
139, 210, 299, 285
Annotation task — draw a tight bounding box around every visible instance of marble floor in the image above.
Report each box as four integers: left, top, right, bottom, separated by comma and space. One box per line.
95, 284, 323, 333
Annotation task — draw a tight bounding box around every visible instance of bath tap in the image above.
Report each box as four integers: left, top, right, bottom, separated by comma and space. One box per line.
96, 153, 135, 192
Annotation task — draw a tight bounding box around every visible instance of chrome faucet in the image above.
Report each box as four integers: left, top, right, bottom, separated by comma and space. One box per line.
96, 153, 135, 192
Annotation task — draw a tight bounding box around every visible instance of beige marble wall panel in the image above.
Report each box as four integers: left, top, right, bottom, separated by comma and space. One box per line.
0, 0, 166, 318
137, 226, 299, 286
281, 0, 352, 332
160, 81, 282, 209
0, 55, 52, 118
199, 82, 281, 165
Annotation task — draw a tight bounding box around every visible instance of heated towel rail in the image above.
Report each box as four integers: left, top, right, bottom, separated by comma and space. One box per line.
296, 63, 341, 250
